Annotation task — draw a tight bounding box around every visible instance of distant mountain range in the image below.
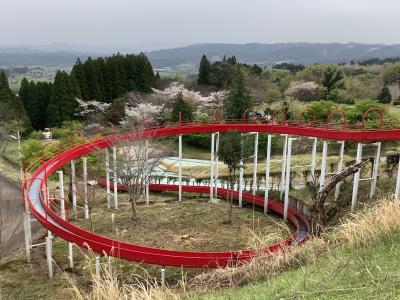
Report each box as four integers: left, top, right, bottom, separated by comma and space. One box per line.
1, 42, 400, 69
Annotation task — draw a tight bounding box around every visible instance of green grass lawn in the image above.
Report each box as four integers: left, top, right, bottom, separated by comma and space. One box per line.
194, 231, 400, 299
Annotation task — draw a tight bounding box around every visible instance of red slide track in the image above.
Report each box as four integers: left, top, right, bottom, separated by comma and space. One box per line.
25, 121, 400, 268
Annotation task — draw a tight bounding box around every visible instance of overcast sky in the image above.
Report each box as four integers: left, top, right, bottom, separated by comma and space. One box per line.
1, 0, 400, 51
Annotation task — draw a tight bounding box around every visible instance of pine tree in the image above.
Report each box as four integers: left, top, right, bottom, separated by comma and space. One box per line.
47, 71, 78, 127
0, 71, 31, 130
84, 57, 102, 100
71, 58, 89, 100
171, 92, 193, 122
223, 67, 252, 119
378, 86, 392, 104
0, 71, 9, 90
198, 55, 211, 85
106, 98, 126, 124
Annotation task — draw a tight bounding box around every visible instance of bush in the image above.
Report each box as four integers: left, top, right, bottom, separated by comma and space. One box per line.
377, 86, 392, 104
308, 100, 337, 121
326, 88, 355, 104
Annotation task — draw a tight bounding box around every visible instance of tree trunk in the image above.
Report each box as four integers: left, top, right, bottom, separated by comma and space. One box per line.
311, 161, 365, 236
130, 195, 137, 219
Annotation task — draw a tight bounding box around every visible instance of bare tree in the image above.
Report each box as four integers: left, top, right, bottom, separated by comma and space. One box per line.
117, 125, 168, 219
308, 160, 366, 236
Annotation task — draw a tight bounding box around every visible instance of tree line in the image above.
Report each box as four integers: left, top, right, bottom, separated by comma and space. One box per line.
15, 53, 155, 130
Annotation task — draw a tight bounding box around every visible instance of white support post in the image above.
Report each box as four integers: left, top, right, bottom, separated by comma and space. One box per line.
68, 243, 74, 268
351, 143, 363, 212
82, 157, 89, 219
280, 134, 288, 200
145, 140, 150, 205
112, 147, 118, 210
210, 133, 215, 201
264, 135, 272, 214
284, 138, 293, 222
252, 132, 259, 196
335, 141, 345, 201
46, 236, 53, 278
214, 132, 219, 197
395, 155, 400, 202
71, 160, 77, 218
95, 256, 101, 280
46, 187, 52, 239
58, 170, 66, 221
319, 141, 328, 190
370, 142, 381, 199
105, 149, 111, 209
161, 266, 166, 287
23, 212, 32, 262
178, 134, 183, 202
238, 158, 244, 208
310, 137, 318, 181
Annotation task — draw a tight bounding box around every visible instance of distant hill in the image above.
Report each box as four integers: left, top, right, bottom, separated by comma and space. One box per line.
2, 43, 400, 69
147, 42, 400, 69
0, 47, 97, 67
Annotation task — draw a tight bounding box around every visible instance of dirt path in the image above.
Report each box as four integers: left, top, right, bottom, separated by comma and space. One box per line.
0, 172, 40, 259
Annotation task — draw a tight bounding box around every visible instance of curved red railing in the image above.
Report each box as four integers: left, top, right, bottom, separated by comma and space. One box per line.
326, 108, 347, 129
25, 120, 400, 268
271, 108, 287, 125
362, 108, 383, 129
296, 108, 317, 126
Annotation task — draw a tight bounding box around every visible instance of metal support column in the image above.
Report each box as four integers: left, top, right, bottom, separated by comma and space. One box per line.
68, 243, 74, 269
370, 142, 381, 199
71, 160, 77, 218
395, 154, 400, 202
280, 134, 288, 200
351, 143, 363, 212
310, 137, 317, 180
23, 212, 32, 262
58, 170, 65, 220
252, 132, 259, 196
335, 141, 345, 201
82, 157, 89, 219
264, 135, 272, 214
238, 158, 244, 207
319, 141, 328, 190
161, 266, 166, 287
178, 134, 183, 202
284, 138, 293, 222
112, 146, 118, 209
46, 236, 53, 278
145, 139, 150, 205
210, 133, 215, 201
95, 256, 101, 280
214, 132, 219, 197
105, 149, 111, 209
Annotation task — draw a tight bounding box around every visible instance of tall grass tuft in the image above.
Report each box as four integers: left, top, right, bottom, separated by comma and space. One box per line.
334, 197, 400, 248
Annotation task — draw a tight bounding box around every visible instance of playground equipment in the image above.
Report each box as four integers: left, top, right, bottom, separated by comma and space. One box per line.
22, 110, 400, 279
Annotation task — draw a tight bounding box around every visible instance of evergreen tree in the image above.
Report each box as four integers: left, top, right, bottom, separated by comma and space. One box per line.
68, 73, 81, 99
47, 71, 78, 127
198, 55, 211, 85
223, 67, 252, 119
0, 71, 31, 130
171, 92, 193, 122
106, 98, 126, 124
378, 86, 392, 104
84, 57, 102, 100
0, 71, 9, 90
19, 78, 30, 108
71, 58, 89, 100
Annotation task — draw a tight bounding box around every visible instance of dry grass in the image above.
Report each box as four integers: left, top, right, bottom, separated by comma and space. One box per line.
64, 197, 400, 299
187, 238, 327, 291
65, 253, 182, 300
334, 197, 400, 248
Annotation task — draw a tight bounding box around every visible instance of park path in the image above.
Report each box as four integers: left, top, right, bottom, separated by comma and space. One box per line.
0, 172, 40, 259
